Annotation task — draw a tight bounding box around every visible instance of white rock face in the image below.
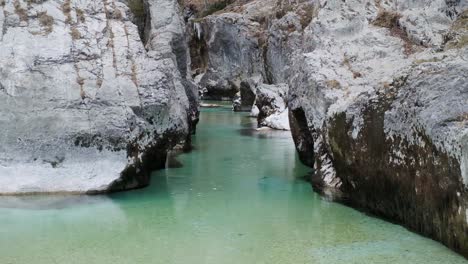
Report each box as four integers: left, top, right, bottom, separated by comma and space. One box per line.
185, 0, 468, 255
249, 105, 259, 117
288, 0, 468, 189
255, 83, 290, 130
263, 109, 290, 130
187, 0, 310, 117
187, 1, 276, 99
0, 0, 197, 194
286, 0, 468, 255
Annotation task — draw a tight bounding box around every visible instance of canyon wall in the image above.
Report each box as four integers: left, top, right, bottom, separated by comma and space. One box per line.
0, 0, 198, 194
288, 0, 468, 256
186, 0, 468, 256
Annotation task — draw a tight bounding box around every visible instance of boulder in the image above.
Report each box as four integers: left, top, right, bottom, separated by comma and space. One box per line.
233, 75, 262, 112
255, 83, 289, 130
0, 0, 198, 194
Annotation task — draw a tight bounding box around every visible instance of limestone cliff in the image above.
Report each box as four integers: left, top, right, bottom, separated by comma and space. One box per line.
288, 0, 468, 256
186, 0, 468, 257
0, 0, 198, 194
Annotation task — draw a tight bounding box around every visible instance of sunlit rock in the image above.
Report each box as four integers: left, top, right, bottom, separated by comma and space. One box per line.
0, 0, 198, 194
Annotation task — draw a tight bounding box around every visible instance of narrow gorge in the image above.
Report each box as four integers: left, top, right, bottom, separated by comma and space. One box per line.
185, 0, 468, 257
0, 0, 467, 262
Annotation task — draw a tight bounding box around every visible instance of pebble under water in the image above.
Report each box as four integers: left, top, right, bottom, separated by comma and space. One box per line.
0, 103, 466, 263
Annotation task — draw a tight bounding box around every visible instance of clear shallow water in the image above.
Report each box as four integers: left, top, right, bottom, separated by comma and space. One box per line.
0, 104, 466, 264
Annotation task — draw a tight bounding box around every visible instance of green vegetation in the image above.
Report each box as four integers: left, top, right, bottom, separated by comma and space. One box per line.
445, 10, 468, 49
76, 8, 85, 23
452, 10, 468, 31
298, 4, 316, 29
14, 0, 28, 22
112, 9, 123, 20
127, 0, 145, 19
199, 0, 234, 18
446, 34, 468, 49
38, 11, 54, 34
413, 56, 446, 65
372, 10, 415, 55
372, 10, 401, 29
274, 0, 317, 30
275, 0, 294, 20
71, 27, 81, 39
326, 79, 341, 89
61, 0, 72, 24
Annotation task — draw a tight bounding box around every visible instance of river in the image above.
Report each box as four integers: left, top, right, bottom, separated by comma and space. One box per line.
0, 103, 466, 263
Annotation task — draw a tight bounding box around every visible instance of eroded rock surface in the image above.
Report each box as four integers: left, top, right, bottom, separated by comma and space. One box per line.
255, 83, 290, 130
286, 0, 468, 257
0, 0, 197, 194
189, 13, 264, 99
185, 0, 468, 256
186, 0, 310, 131
187, 0, 309, 100
233, 75, 261, 112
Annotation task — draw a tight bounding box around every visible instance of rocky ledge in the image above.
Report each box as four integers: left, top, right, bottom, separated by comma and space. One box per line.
0, 0, 198, 194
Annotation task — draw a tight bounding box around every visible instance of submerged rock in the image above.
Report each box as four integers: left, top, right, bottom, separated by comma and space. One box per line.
0, 0, 198, 194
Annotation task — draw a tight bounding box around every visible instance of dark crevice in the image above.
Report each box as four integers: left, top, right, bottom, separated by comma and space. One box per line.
189, 27, 209, 75
102, 130, 187, 193
126, 0, 149, 44
289, 108, 314, 167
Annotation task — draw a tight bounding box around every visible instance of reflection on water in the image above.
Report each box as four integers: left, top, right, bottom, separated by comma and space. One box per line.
0, 103, 466, 264
0, 195, 109, 210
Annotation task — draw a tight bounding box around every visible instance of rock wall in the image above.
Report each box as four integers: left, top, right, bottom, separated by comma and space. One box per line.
189, 12, 266, 99
287, 0, 468, 257
185, 0, 468, 257
0, 0, 198, 194
187, 0, 311, 100
186, 0, 310, 132
256, 83, 290, 130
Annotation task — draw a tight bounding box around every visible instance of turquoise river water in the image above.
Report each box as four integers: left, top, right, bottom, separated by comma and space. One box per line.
0, 104, 466, 263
